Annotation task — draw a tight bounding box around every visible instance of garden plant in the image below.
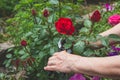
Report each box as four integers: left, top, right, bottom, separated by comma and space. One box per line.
1, 0, 120, 80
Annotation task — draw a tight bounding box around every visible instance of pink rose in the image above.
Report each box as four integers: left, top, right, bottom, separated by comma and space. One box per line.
108, 14, 120, 26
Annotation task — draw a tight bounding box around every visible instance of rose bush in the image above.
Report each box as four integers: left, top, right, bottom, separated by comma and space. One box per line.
3, 0, 120, 80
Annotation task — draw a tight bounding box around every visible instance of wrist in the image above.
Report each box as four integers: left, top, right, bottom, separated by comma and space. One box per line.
72, 56, 95, 74
70, 55, 84, 73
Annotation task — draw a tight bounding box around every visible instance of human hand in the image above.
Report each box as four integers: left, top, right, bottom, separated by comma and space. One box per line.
44, 51, 80, 73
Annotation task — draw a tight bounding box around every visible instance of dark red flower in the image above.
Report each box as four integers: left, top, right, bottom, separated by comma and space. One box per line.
22, 60, 27, 67
12, 59, 21, 68
43, 9, 49, 17
21, 40, 27, 46
27, 57, 35, 66
31, 9, 37, 16
90, 10, 101, 22
55, 17, 75, 35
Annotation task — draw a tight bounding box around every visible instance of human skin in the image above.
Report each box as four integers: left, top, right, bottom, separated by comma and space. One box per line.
44, 23, 120, 78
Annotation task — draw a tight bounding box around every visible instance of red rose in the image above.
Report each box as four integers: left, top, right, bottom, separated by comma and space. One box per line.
90, 10, 101, 22
31, 9, 37, 16
21, 40, 27, 46
43, 9, 49, 17
55, 17, 75, 35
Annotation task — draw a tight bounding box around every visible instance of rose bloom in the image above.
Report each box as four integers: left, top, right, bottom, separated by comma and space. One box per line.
108, 14, 120, 26
55, 17, 75, 35
43, 9, 49, 17
69, 73, 86, 80
21, 40, 27, 46
31, 9, 37, 16
90, 10, 101, 22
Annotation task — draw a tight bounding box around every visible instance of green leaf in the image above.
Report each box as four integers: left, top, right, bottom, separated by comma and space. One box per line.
18, 50, 25, 55
108, 34, 120, 41
4, 59, 12, 67
7, 48, 13, 52
20, 54, 29, 60
83, 49, 94, 56
25, 32, 32, 37
80, 27, 89, 33
63, 6, 72, 10
48, 14, 53, 23
49, 0, 59, 4
100, 37, 109, 47
68, 36, 75, 41
50, 47, 55, 55
63, 43, 72, 49
6, 54, 12, 58
83, 19, 92, 28
73, 41, 85, 54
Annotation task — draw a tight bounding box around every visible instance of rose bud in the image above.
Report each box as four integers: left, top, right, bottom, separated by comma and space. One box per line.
90, 10, 101, 22
27, 57, 35, 66
22, 60, 27, 67
31, 9, 37, 16
12, 59, 21, 68
43, 9, 49, 17
21, 40, 27, 46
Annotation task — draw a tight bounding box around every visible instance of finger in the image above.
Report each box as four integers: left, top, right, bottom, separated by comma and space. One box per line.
47, 59, 62, 66
44, 66, 57, 71
47, 60, 57, 66
49, 56, 57, 61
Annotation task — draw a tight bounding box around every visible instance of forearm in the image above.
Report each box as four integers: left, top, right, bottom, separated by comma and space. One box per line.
100, 23, 120, 37
90, 23, 120, 49
71, 55, 120, 78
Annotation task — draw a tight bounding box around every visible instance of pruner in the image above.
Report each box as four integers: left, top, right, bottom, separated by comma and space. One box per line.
57, 38, 72, 53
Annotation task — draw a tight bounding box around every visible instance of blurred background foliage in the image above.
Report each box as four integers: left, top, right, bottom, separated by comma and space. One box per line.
0, 0, 19, 17
0, 0, 118, 18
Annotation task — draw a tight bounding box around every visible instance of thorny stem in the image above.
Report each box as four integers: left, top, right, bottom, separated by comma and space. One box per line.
89, 22, 94, 35
33, 16, 38, 24
24, 47, 31, 56
46, 18, 53, 38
